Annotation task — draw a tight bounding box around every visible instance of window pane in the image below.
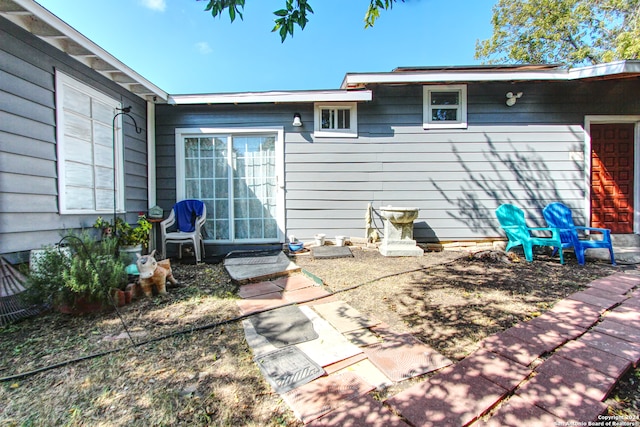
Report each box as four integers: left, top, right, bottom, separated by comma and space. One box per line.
337, 109, 350, 129
431, 108, 458, 122
431, 92, 459, 106
185, 138, 199, 158
321, 109, 333, 129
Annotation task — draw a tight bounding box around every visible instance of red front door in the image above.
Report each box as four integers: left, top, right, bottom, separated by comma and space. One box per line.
590, 123, 635, 233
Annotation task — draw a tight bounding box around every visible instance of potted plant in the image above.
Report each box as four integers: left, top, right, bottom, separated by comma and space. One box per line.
94, 215, 152, 266
24, 230, 128, 314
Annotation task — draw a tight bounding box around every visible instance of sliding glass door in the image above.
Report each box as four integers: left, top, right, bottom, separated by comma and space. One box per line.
178, 128, 284, 243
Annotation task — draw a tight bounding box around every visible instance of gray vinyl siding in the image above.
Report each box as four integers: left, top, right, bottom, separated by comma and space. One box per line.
0, 17, 148, 259
157, 79, 640, 246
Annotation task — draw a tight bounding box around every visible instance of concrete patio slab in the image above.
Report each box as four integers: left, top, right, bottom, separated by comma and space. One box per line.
581, 285, 628, 300
343, 328, 381, 346
322, 353, 368, 375
224, 251, 300, 284
307, 394, 409, 427
282, 371, 374, 424
526, 314, 588, 340
548, 299, 604, 326
385, 369, 508, 427
283, 286, 332, 304
501, 322, 568, 354
535, 354, 617, 401
312, 300, 380, 333
515, 371, 608, 420
606, 305, 640, 329
554, 339, 631, 379
567, 290, 621, 310
588, 274, 639, 295
337, 359, 394, 390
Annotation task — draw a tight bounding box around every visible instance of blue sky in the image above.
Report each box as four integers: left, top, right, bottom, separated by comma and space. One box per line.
36, 0, 496, 95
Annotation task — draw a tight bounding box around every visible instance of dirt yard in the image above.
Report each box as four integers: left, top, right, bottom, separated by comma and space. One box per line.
0, 246, 638, 426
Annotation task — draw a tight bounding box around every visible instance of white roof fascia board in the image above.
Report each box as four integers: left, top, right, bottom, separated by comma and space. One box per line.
9, 0, 168, 101
341, 60, 640, 88
567, 60, 640, 79
169, 90, 373, 105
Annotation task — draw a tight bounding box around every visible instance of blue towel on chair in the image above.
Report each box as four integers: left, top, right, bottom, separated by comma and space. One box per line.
174, 200, 204, 232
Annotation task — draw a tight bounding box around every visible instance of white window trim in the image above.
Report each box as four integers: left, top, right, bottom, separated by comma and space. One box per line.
423, 84, 468, 129
55, 70, 124, 214
313, 102, 358, 138
175, 127, 285, 243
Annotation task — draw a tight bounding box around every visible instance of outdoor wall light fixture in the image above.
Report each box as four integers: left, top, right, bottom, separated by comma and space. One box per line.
292, 113, 303, 127
506, 91, 523, 107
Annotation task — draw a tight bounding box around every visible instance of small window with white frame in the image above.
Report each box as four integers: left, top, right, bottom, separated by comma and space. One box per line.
55, 71, 124, 214
423, 85, 467, 129
314, 102, 358, 138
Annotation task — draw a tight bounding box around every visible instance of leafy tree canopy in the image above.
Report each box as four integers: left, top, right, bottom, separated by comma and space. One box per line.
475, 0, 640, 66
201, 0, 403, 41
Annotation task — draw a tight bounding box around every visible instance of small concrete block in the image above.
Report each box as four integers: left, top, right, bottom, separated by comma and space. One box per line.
237, 281, 282, 298
236, 292, 287, 315
526, 315, 587, 340
567, 290, 620, 310
307, 393, 409, 427
312, 300, 379, 333
594, 318, 640, 344
578, 330, 640, 365
502, 322, 568, 354
535, 355, 617, 401
481, 333, 542, 366
283, 286, 331, 303
283, 371, 374, 424
272, 274, 317, 291
475, 395, 560, 427
606, 306, 640, 330
440, 348, 531, 391
516, 371, 608, 420
554, 339, 631, 379
385, 372, 508, 427
620, 297, 640, 309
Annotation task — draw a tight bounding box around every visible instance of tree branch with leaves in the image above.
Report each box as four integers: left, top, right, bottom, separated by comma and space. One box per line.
202, 0, 403, 41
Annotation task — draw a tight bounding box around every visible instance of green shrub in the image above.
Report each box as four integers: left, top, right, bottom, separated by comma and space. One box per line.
25, 230, 128, 307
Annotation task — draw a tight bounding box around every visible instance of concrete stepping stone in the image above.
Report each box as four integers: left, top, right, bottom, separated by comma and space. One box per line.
312, 300, 379, 333
296, 306, 363, 368
582, 285, 628, 300
282, 371, 374, 424
535, 354, 617, 401
272, 274, 318, 291
501, 321, 568, 354
525, 314, 587, 340
577, 330, 640, 366
474, 395, 561, 427
283, 286, 331, 304
343, 328, 381, 346
385, 366, 508, 427
606, 305, 640, 329
588, 274, 639, 295
567, 290, 622, 310
547, 299, 603, 327
481, 333, 544, 366
515, 371, 608, 420
224, 251, 300, 284
337, 359, 394, 390
323, 353, 368, 375
594, 318, 640, 343
236, 291, 288, 315
553, 339, 631, 379
237, 280, 282, 298
363, 333, 452, 382
444, 348, 531, 391
307, 394, 409, 427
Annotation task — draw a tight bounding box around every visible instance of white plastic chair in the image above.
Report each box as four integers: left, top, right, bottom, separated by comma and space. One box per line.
160, 200, 207, 262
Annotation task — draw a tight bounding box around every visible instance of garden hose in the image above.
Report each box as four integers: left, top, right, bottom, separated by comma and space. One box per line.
0, 256, 464, 383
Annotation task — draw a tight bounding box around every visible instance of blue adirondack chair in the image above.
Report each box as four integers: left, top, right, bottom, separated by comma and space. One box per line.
495, 204, 564, 264
543, 202, 615, 265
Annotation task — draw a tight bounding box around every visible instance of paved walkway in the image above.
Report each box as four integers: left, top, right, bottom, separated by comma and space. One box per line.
230, 257, 640, 426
